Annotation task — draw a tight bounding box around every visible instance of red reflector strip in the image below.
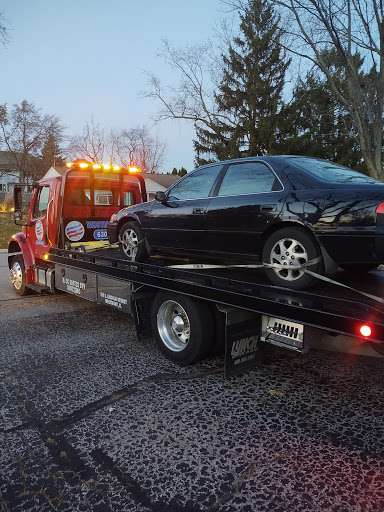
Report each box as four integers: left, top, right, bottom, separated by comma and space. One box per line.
375, 203, 384, 214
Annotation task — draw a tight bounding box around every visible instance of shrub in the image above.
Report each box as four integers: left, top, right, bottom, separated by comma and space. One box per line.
0, 192, 14, 213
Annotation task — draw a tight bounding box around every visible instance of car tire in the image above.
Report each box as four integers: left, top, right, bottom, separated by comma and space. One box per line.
151, 292, 214, 365
118, 221, 148, 261
262, 227, 323, 290
339, 264, 378, 273
10, 255, 31, 296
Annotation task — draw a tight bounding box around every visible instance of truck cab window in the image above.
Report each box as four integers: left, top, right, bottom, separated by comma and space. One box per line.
32, 186, 50, 218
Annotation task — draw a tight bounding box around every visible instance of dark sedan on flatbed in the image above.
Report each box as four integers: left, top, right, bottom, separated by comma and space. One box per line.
107, 156, 384, 289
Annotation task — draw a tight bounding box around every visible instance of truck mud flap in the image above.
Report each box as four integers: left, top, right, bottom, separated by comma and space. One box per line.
219, 307, 264, 379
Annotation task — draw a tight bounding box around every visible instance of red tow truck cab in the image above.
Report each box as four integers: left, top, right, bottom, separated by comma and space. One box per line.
8, 162, 147, 293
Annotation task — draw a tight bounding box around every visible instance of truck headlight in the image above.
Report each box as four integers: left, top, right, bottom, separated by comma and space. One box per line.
110, 213, 118, 223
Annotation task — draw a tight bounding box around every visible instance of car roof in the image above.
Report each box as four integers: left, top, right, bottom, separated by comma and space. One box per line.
195, 155, 307, 170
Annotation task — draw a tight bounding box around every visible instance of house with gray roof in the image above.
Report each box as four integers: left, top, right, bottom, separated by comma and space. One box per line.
143, 173, 181, 200
0, 151, 19, 193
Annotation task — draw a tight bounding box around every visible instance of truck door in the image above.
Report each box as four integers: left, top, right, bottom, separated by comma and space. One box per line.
27, 184, 54, 260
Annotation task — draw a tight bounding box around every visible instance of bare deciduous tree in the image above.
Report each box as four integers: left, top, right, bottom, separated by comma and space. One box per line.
0, 11, 10, 48
144, 39, 236, 135
0, 100, 63, 184
271, 0, 383, 179
69, 120, 167, 173
112, 126, 167, 173
67, 118, 107, 164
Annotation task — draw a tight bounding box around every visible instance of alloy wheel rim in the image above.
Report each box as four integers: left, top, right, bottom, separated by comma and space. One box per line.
270, 237, 308, 281
120, 229, 138, 259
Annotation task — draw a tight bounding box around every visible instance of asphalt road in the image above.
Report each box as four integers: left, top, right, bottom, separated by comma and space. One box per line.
1, 251, 384, 511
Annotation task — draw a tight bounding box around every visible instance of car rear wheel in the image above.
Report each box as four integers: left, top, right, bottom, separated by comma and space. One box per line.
10, 255, 31, 296
262, 227, 323, 289
151, 292, 214, 365
118, 221, 148, 261
339, 264, 378, 273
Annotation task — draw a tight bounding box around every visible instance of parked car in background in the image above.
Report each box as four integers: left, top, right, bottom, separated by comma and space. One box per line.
107, 156, 384, 289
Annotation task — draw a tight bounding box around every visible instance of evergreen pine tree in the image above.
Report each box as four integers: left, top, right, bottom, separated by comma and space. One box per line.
278, 49, 365, 172
32, 132, 66, 179
194, 0, 290, 164
178, 167, 187, 176
172, 167, 178, 175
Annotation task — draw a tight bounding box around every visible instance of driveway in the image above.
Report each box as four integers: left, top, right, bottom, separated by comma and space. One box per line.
0, 251, 21, 302
1, 251, 384, 511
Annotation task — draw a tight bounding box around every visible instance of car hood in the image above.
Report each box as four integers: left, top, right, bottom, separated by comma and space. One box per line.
117, 200, 155, 218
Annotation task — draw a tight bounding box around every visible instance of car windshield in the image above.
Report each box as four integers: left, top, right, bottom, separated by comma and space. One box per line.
287, 157, 379, 184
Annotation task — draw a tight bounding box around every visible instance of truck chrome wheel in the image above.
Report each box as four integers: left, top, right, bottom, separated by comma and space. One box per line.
9, 255, 30, 296
157, 300, 190, 352
270, 237, 308, 281
151, 292, 214, 364
10, 260, 23, 290
119, 228, 139, 259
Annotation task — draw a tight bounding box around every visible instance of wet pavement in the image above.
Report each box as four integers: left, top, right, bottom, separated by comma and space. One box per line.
1, 254, 384, 511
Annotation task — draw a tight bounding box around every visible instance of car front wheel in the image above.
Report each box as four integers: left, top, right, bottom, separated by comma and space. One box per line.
262, 227, 323, 289
118, 221, 148, 261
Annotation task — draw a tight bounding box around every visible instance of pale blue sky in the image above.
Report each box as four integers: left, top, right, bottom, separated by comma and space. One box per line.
1, 0, 226, 171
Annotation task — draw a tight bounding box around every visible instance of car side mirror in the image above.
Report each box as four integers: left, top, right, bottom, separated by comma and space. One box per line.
155, 191, 167, 203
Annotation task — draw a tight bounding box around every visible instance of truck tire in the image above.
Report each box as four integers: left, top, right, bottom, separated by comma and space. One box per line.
10, 255, 31, 296
262, 227, 323, 290
151, 292, 214, 365
118, 221, 148, 261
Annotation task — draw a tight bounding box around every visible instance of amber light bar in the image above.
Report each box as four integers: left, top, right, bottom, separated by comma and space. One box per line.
66, 162, 141, 173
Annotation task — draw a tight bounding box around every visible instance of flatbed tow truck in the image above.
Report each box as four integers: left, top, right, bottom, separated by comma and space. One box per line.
8, 162, 384, 376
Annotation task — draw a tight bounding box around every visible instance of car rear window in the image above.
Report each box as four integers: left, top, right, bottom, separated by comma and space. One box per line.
287, 157, 379, 184
218, 162, 282, 196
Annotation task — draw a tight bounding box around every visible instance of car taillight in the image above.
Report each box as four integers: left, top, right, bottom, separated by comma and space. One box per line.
360, 325, 372, 337
375, 203, 384, 214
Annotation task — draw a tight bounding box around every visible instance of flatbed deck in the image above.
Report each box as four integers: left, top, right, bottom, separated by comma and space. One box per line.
48, 246, 384, 345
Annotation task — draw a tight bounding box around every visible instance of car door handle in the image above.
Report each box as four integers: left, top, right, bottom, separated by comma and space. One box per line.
193, 208, 205, 214
260, 204, 276, 212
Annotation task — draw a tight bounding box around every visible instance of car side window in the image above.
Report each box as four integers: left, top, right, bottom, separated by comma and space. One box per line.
32, 186, 50, 218
218, 162, 282, 196
168, 165, 223, 201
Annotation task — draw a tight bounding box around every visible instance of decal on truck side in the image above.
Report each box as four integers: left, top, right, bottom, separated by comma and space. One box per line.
86, 221, 108, 240
62, 277, 86, 294
35, 220, 44, 241
65, 221, 85, 241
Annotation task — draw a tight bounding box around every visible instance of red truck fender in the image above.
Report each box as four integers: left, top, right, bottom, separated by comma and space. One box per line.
8, 232, 35, 283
